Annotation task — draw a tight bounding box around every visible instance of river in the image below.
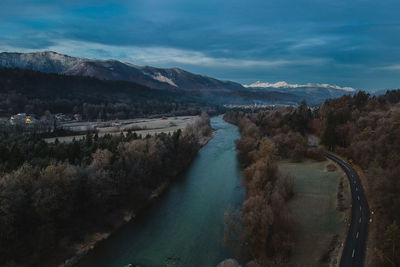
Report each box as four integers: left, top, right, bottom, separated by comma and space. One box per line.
76, 115, 244, 267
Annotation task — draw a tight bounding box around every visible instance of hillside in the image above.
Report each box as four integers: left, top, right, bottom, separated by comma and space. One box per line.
0, 67, 218, 120
0, 51, 244, 91
0, 67, 308, 120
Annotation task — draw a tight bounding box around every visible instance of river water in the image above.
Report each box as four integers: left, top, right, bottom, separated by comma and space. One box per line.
76, 116, 244, 267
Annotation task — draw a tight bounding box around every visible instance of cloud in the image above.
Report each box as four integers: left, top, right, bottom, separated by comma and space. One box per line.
377, 64, 400, 71
288, 37, 328, 50
0, 39, 329, 69
1, 0, 399, 89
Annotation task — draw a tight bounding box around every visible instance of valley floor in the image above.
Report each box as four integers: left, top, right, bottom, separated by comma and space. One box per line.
45, 116, 197, 143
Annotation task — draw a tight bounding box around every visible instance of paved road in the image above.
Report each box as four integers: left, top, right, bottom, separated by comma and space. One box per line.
325, 153, 370, 267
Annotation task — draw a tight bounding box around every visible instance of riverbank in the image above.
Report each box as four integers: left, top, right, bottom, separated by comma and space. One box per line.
58, 182, 170, 267
73, 116, 243, 267
57, 132, 215, 267
0, 114, 214, 267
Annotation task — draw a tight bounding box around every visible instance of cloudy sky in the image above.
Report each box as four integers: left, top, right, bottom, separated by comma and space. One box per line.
1, 0, 400, 90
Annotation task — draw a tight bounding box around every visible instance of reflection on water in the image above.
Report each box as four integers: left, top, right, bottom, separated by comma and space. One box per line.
77, 115, 244, 267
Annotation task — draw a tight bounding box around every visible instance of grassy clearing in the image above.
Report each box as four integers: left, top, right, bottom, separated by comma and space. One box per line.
278, 160, 349, 267
45, 116, 196, 143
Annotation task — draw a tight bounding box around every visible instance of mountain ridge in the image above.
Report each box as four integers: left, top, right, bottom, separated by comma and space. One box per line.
0, 51, 360, 104
244, 80, 356, 92
0, 51, 245, 92
244, 80, 357, 104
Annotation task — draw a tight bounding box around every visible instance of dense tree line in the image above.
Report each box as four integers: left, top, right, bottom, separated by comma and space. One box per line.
316, 90, 400, 266
0, 115, 212, 266
225, 90, 400, 266
0, 68, 221, 120
224, 101, 325, 164
224, 113, 297, 266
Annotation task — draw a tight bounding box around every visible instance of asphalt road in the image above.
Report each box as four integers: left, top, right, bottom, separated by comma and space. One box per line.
325, 153, 370, 267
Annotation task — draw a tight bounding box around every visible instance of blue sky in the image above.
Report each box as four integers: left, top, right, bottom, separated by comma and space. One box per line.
0, 0, 400, 90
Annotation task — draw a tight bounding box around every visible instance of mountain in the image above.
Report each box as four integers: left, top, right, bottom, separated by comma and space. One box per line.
0, 68, 301, 120
0, 51, 245, 91
0, 67, 221, 119
244, 81, 357, 105
244, 81, 356, 92
0, 51, 359, 105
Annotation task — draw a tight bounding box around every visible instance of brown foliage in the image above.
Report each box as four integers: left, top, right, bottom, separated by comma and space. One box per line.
225, 108, 309, 163
227, 111, 297, 265
306, 147, 325, 161
316, 92, 400, 265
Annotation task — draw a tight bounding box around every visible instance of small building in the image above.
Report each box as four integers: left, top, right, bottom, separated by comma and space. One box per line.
73, 114, 82, 121
9, 113, 37, 125
55, 113, 72, 122
25, 115, 35, 123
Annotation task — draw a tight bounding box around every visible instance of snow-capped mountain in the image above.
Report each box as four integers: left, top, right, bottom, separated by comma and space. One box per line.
0, 51, 244, 91
244, 80, 357, 104
244, 81, 356, 92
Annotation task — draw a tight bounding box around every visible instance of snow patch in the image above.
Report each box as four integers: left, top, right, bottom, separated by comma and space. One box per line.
244, 80, 356, 92
151, 73, 178, 87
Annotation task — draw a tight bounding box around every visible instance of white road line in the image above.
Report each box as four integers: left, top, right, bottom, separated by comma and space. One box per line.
360, 206, 362, 211
352, 249, 355, 258
356, 232, 359, 239
359, 217, 362, 223
356, 187, 358, 191
358, 196, 360, 201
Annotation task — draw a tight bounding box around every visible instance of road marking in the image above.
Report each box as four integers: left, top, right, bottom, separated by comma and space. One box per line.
356, 232, 359, 239
352, 249, 355, 258
359, 218, 362, 223
358, 196, 360, 201
356, 187, 358, 191
360, 206, 362, 211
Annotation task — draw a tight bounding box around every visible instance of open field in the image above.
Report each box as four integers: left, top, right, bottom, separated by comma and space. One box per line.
278, 160, 350, 267
45, 116, 197, 143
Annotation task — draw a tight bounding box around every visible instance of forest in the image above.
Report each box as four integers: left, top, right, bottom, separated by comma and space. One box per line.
0, 68, 221, 120
224, 100, 325, 165
225, 89, 400, 266
317, 90, 400, 266
0, 113, 212, 266
223, 105, 318, 265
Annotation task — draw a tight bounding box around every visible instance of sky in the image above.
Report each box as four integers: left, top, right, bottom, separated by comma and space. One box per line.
0, 0, 400, 90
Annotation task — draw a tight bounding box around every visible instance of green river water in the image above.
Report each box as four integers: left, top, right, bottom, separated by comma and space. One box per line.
76, 115, 244, 267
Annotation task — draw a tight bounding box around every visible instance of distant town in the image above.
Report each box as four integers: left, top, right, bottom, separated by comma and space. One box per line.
0, 112, 82, 134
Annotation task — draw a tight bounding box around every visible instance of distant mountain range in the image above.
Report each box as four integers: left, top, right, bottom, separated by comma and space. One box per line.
244, 80, 356, 92
0, 51, 360, 104
244, 81, 357, 104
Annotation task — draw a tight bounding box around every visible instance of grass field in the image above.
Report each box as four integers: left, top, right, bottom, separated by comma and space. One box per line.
278, 160, 349, 267
45, 116, 197, 143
